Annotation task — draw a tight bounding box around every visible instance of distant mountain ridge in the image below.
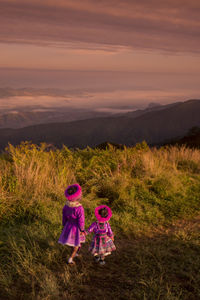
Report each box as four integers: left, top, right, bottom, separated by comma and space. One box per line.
0, 91, 167, 129
0, 99, 200, 150
0, 87, 138, 128
0, 109, 111, 129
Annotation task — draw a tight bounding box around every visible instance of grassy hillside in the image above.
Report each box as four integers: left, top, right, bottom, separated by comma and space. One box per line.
0, 142, 200, 299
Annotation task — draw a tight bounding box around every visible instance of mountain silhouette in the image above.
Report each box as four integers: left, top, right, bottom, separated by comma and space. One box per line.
166, 126, 200, 148
0, 109, 110, 129
0, 99, 200, 150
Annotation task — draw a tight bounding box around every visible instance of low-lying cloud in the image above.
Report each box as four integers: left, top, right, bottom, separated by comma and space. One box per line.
0, 88, 199, 115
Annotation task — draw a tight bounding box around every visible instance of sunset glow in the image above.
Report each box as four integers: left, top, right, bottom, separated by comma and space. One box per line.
0, 0, 200, 108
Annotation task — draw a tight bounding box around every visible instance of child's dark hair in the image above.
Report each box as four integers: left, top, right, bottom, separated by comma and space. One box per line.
67, 186, 78, 195
98, 207, 108, 218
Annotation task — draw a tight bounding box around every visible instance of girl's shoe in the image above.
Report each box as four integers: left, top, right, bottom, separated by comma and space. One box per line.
99, 259, 105, 265
94, 256, 100, 262
68, 257, 75, 264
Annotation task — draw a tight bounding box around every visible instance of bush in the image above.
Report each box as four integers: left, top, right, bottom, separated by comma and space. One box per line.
177, 159, 200, 173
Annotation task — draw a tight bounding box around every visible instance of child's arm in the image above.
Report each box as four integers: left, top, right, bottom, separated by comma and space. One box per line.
107, 222, 114, 240
86, 222, 96, 235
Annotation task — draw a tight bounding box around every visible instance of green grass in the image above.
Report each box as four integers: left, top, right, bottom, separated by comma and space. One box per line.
0, 142, 200, 299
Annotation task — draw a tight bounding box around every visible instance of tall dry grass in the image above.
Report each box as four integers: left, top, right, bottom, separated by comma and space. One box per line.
1, 142, 200, 226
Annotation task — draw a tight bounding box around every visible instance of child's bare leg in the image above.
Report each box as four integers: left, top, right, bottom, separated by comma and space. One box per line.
99, 255, 105, 265
68, 246, 79, 264
74, 246, 82, 257
71, 246, 79, 259
77, 245, 81, 254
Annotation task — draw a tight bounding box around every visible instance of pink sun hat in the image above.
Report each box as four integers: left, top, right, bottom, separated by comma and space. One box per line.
95, 205, 112, 222
64, 183, 82, 201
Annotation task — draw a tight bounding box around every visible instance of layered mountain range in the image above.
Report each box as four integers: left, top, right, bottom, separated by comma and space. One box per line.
0, 99, 200, 150
0, 109, 112, 129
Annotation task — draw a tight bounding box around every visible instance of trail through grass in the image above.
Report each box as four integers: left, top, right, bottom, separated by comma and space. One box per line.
1, 216, 200, 300
60, 216, 200, 300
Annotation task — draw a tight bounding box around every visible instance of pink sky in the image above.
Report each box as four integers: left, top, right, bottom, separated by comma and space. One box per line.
0, 0, 200, 108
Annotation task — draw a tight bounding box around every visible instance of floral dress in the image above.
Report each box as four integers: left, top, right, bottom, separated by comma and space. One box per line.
87, 221, 116, 256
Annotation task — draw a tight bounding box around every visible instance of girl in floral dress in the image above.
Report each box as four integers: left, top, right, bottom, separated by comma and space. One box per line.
86, 205, 116, 265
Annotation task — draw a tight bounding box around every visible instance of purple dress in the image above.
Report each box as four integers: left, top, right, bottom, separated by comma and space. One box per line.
87, 221, 116, 256
58, 204, 85, 247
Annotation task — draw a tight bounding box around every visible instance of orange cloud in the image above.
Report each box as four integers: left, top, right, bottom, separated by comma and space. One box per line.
0, 0, 199, 53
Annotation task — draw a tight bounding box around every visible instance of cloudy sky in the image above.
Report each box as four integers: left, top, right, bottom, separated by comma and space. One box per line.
0, 0, 200, 110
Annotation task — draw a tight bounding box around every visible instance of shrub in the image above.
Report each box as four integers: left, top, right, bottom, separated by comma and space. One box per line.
177, 159, 200, 173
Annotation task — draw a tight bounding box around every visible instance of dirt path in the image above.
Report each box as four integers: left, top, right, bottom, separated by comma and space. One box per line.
63, 215, 200, 300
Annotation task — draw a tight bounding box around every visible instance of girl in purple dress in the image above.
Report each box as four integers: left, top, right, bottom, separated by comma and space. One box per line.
86, 205, 116, 265
58, 184, 85, 264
